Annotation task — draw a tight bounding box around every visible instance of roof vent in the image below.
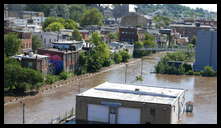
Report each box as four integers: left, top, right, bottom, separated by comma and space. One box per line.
135, 88, 140, 92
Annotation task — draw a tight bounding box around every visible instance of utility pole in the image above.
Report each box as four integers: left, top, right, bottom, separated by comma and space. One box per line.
125, 64, 128, 84
78, 80, 80, 93
21, 102, 25, 124
141, 58, 143, 78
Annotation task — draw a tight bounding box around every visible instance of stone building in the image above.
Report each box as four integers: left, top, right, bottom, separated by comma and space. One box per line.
120, 12, 152, 28
193, 30, 217, 71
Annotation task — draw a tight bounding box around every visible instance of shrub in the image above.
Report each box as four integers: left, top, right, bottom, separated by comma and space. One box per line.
45, 75, 59, 84
193, 72, 201, 76
59, 72, 73, 80
103, 58, 112, 67
186, 70, 194, 75
119, 50, 130, 62
113, 52, 122, 64
177, 65, 185, 75
183, 63, 193, 72
201, 66, 216, 77
136, 75, 143, 81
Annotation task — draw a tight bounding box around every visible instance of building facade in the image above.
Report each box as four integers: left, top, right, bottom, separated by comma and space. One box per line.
37, 48, 80, 74
170, 23, 212, 40
120, 12, 152, 28
12, 52, 49, 74
76, 82, 185, 124
193, 30, 217, 71
119, 27, 145, 43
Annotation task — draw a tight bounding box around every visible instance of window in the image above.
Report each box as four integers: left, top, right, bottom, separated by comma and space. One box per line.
150, 108, 155, 116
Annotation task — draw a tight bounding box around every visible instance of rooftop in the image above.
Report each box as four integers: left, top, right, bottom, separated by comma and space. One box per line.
170, 24, 212, 28
12, 53, 48, 60
39, 48, 79, 54
77, 82, 185, 105
53, 40, 84, 44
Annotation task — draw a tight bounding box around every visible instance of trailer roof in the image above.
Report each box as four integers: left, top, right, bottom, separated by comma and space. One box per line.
77, 82, 185, 105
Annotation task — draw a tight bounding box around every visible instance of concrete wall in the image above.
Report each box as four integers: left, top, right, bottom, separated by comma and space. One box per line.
76, 96, 173, 124
194, 30, 217, 71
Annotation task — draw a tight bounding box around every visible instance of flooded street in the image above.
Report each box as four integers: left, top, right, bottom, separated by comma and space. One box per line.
4, 52, 217, 124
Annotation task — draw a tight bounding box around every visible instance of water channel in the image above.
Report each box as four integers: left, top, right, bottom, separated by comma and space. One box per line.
4, 52, 217, 124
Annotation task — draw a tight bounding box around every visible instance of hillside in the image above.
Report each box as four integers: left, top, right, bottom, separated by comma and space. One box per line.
135, 4, 217, 21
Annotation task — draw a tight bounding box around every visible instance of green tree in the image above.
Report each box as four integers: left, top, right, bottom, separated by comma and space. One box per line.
153, 15, 172, 28
143, 40, 156, 48
72, 29, 82, 41
32, 35, 43, 52
45, 22, 65, 32
113, 52, 122, 64
64, 19, 78, 29
201, 66, 216, 76
56, 4, 70, 19
144, 33, 155, 41
4, 33, 21, 56
119, 50, 130, 62
190, 36, 197, 45
4, 58, 44, 93
43, 17, 65, 31
69, 4, 87, 22
90, 32, 102, 46
81, 8, 104, 26
108, 32, 118, 42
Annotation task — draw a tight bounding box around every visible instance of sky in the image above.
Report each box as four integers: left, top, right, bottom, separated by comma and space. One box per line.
180, 4, 217, 12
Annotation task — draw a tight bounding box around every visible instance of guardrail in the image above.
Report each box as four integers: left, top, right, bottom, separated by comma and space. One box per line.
135, 47, 195, 52
50, 107, 75, 124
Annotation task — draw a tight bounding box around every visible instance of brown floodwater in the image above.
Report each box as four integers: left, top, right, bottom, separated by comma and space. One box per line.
4, 52, 217, 124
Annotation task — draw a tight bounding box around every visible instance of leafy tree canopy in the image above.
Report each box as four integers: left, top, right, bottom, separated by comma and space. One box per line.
45, 22, 65, 32
80, 8, 104, 26
4, 33, 21, 57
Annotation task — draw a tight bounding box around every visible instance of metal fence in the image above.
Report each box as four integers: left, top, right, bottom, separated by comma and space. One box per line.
50, 107, 75, 124
135, 47, 195, 52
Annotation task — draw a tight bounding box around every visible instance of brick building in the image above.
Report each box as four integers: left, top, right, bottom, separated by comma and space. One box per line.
170, 23, 212, 40
119, 27, 145, 43
37, 48, 80, 74
12, 52, 49, 74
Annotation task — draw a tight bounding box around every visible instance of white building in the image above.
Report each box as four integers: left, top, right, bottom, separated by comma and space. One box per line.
33, 32, 61, 48
76, 82, 186, 124
32, 16, 46, 25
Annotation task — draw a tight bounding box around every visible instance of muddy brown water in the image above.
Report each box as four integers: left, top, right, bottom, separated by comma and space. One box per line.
4, 52, 217, 124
